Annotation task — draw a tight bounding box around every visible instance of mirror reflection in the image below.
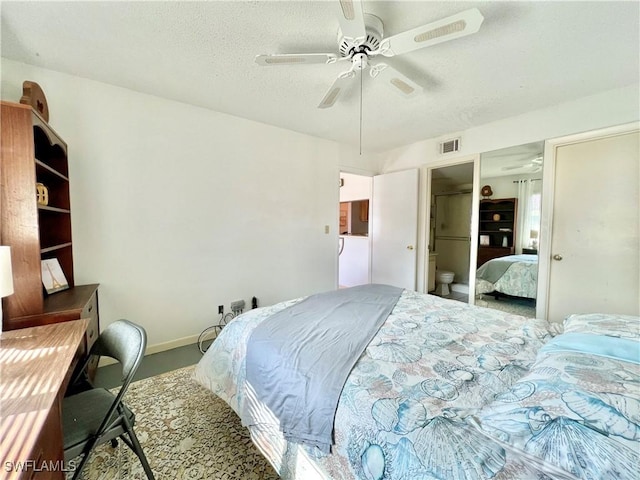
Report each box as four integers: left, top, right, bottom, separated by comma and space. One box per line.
475, 142, 543, 317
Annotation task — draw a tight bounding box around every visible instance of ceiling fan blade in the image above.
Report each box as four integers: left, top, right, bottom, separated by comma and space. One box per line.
255, 53, 338, 66
502, 156, 542, 171
334, 0, 366, 45
318, 72, 355, 109
502, 163, 541, 171
369, 62, 422, 98
378, 8, 484, 57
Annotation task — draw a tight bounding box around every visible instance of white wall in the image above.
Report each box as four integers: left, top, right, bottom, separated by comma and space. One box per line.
1, 59, 342, 348
481, 173, 539, 199
337, 144, 382, 176
379, 83, 639, 293
339, 172, 372, 202
380, 83, 640, 173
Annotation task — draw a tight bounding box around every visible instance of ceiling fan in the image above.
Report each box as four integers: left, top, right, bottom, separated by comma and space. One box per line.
502, 155, 544, 172
255, 0, 484, 108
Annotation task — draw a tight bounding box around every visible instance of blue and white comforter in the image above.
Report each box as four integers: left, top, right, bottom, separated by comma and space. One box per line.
195, 289, 555, 479
476, 254, 538, 299
471, 328, 640, 479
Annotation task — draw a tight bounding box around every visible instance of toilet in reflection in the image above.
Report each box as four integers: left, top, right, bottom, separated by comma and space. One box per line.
435, 270, 455, 296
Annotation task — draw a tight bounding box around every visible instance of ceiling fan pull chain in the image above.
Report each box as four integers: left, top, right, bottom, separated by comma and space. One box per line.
359, 68, 363, 155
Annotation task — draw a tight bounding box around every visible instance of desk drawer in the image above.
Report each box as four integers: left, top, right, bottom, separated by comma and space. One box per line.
82, 290, 98, 325
87, 320, 99, 376
85, 314, 99, 348
81, 290, 100, 381
82, 290, 99, 343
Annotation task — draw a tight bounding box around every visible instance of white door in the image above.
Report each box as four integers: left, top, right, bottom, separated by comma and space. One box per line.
371, 169, 419, 289
547, 129, 639, 321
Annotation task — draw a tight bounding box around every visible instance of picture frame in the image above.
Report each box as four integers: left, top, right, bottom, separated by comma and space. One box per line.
41, 258, 69, 294
480, 235, 490, 246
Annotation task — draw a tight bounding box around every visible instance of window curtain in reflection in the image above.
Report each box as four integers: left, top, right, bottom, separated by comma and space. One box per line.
516, 180, 535, 254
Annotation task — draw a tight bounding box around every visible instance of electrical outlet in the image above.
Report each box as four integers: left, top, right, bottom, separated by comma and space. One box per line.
230, 300, 245, 312
218, 305, 224, 314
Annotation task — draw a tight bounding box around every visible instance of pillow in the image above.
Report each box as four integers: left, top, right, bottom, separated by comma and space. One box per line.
469, 334, 640, 479
563, 313, 640, 339
538, 331, 639, 364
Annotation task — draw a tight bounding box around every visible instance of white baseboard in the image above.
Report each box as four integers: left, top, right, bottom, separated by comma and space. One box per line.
98, 333, 200, 367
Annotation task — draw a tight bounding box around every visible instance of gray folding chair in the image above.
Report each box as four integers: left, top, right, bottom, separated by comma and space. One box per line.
62, 320, 155, 480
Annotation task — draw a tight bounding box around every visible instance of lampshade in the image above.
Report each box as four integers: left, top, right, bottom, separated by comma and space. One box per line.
530, 229, 539, 239
0, 246, 14, 298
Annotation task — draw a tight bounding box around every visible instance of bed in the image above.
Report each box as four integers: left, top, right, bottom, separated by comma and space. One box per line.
194, 286, 639, 480
475, 254, 538, 299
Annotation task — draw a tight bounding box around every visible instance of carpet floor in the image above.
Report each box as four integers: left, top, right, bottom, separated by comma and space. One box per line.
475, 294, 536, 318
79, 366, 278, 480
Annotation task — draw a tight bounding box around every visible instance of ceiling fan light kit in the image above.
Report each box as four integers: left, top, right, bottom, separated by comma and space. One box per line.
255, 1, 485, 109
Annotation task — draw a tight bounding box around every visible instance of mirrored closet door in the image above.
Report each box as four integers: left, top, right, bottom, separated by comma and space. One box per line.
475, 142, 544, 318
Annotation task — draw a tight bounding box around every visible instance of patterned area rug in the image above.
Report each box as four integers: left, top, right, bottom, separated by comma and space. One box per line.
475, 294, 536, 318
80, 366, 278, 480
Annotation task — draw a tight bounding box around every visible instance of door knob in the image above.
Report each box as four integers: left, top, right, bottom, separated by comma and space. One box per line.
552, 254, 563, 261
407, 245, 414, 250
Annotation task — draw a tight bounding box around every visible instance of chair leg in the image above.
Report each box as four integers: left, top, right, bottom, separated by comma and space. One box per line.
110, 438, 118, 448
70, 451, 91, 480
121, 430, 155, 480
129, 430, 155, 480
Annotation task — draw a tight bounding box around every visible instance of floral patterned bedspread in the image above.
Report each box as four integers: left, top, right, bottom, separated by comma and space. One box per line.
476, 256, 538, 299
194, 289, 555, 479
471, 330, 640, 479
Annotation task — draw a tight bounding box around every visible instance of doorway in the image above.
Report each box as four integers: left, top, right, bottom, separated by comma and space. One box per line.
338, 172, 372, 288
426, 161, 476, 302
338, 169, 419, 291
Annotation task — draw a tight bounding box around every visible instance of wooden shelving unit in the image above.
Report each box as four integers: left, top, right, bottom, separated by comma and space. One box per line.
1, 101, 99, 374
477, 198, 518, 267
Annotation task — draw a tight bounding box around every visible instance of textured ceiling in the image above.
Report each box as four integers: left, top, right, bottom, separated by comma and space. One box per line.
1, 1, 638, 153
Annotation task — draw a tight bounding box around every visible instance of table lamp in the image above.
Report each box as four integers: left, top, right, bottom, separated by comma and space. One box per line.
0, 246, 14, 332
530, 229, 539, 249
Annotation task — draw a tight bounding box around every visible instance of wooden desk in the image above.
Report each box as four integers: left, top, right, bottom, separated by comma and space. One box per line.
0, 319, 88, 479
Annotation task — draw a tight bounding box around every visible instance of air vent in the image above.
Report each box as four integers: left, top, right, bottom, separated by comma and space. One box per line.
439, 137, 461, 155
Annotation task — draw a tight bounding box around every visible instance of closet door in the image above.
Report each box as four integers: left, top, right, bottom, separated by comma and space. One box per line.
546, 128, 639, 321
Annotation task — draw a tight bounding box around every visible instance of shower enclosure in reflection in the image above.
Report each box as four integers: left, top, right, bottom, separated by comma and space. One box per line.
428, 162, 474, 302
